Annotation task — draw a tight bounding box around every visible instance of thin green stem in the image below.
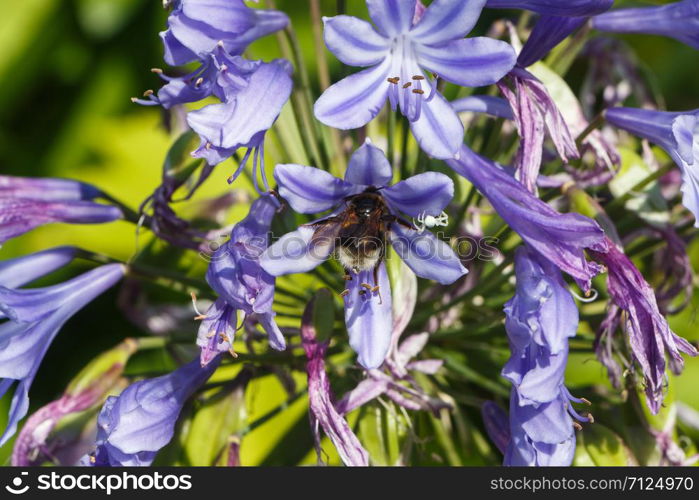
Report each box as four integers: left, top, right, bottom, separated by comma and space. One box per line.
575, 113, 606, 150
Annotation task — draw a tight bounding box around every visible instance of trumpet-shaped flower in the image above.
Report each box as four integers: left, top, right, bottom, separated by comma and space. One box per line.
593, 0, 699, 51
0, 264, 125, 446
160, 0, 289, 66
84, 358, 219, 466
187, 59, 293, 178
487, 0, 613, 16
503, 246, 590, 466
315, 0, 516, 159
261, 140, 467, 368
0, 176, 122, 244
446, 145, 606, 291
605, 107, 699, 227
199, 193, 285, 366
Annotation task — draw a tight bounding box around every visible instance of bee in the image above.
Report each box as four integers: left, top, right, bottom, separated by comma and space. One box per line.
308, 188, 411, 297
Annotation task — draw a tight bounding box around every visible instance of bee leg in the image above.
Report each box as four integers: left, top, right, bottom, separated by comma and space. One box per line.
372, 265, 383, 305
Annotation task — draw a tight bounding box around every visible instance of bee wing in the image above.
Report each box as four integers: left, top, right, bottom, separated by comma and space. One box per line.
306, 215, 344, 256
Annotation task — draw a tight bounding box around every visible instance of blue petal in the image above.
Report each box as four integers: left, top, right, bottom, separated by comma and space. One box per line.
389, 224, 467, 285
0, 247, 76, 289
452, 95, 514, 120
382, 172, 454, 217
416, 37, 516, 88
366, 0, 416, 37
487, 0, 613, 17
187, 60, 292, 150
181, 0, 255, 36
260, 226, 335, 276
275, 164, 356, 213
258, 312, 286, 351
409, 90, 464, 159
345, 139, 393, 186
323, 15, 389, 67
411, 0, 487, 45
314, 58, 392, 130
344, 263, 393, 369
159, 28, 198, 66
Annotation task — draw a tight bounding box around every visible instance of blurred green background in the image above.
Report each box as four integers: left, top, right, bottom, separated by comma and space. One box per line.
0, 0, 697, 466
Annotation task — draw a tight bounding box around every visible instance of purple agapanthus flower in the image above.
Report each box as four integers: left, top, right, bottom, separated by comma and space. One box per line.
199, 193, 285, 366
134, 46, 262, 109
486, 0, 613, 16
135, 0, 292, 184
187, 59, 293, 177
261, 140, 467, 368
160, 0, 289, 66
593, 0, 699, 51
589, 240, 698, 414
0, 176, 122, 244
0, 175, 102, 201
83, 357, 219, 467
446, 144, 606, 291
301, 298, 369, 466
605, 107, 699, 227
314, 0, 516, 159
0, 263, 125, 446
497, 68, 580, 193
502, 246, 590, 466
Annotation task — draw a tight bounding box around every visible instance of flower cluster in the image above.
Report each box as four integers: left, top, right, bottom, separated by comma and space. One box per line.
3, 0, 699, 468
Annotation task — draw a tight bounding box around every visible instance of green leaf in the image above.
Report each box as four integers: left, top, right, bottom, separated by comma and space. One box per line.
579, 423, 636, 466
183, 372, 251, 466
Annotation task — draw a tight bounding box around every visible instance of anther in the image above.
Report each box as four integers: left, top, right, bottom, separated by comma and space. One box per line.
387, 77, 400, 85
361, 283, 374, 291
207, 331, 216, 338
412, 75, 425, 80
130, 97, 138, 103
220, 64, 228, 72
580, 397, 592, 406
217, 40, 225, 47
205, 142, 213, 150
586, 413, 595, 424
151, 68, 163, 74
412, 89, 425, 95
340, 289, 350, 297
143, 89, 154, 97
228, 348, 239, 358
573, 422, 583, 431
402, 82, 412, 89
195, 77, 204, 88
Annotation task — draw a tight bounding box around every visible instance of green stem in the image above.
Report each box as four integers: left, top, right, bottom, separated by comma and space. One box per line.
575, 113, 606, 150
99, 191, 143, 225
